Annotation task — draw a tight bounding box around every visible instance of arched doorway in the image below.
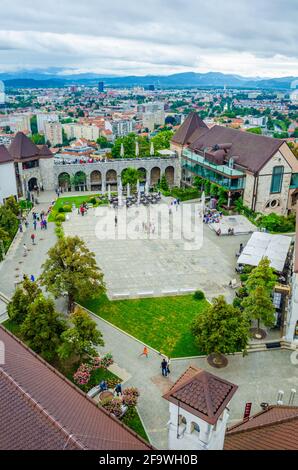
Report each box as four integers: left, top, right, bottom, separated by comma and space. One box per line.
28, 177, 38, 191
106, 169, 117, 191
58, 172, 71, 192
73, 171, 87, 191
137, 167, 147, 182
150, 167, 161, 186
90, 170, 102, 191
165, 166, 174, 187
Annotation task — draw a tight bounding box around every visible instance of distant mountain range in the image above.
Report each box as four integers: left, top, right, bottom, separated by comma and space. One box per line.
0, 69, 297, 90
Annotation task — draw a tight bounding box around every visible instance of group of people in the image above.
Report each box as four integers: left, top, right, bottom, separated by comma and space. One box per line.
99, 380, 122, 397
33, 211, 47, 230
203, 209, 223, 224
139, 345, 171, 377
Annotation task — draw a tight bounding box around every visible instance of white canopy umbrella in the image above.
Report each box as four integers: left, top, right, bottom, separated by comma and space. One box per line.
108, 184, 111, 201
135, 140, 139, 157
127, 183, 130, 198
150, 141, 154, 156
120, 143, 124, 158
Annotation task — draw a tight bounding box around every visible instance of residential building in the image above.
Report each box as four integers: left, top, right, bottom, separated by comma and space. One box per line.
62, 123, 100, 141
0, 114, 31, 133
36, 113, 59, 133
0, 325, 151, 450
143, 110, 165, 132
171, 112, 298, 215
44, 121, 62, 146
112, 120, 133, 137
0, 145, 17, 203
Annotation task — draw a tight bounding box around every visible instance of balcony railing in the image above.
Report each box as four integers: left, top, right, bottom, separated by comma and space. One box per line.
182, 148, 245, 177
182, 160, 245, 190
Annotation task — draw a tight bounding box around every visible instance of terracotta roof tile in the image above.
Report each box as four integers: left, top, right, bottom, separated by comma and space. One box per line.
0, 326, 152, 450
225, 405, 298, 450
172, 113, 208, 145
0, 145, 13, 164
163, 366, 238, 425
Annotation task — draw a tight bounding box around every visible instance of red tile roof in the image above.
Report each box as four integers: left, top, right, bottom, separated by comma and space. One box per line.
188, 125, 283, 174
163, 366, 238, 425
172, 112, 208, 145
0, 326, 152, 450
224, 405, 298, 450
8, 132, 39, 160
0, 145, 13, 164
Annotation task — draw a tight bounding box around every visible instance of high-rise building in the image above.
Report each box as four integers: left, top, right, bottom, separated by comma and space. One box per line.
98, 82, 104, 93
112, 120, 133, 137
44, 122, 63, 146
36, 113, 59, 133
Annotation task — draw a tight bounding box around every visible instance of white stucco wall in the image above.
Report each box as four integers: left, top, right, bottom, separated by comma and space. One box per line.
0, 162, 18, 204
243, 172, 255, 208
255, 150, 293, 215
285, 272, 298, 343
167, 402, 229, 451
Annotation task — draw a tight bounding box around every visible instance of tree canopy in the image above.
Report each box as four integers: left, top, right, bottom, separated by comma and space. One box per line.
40, 236, 105, 312
7, 278, 42, 324
191, 295, 250, 356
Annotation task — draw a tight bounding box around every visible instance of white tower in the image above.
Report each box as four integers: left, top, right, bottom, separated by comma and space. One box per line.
163, 366, 238, 450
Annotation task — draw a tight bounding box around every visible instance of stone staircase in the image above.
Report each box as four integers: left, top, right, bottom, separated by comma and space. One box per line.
248, 339, 297, 353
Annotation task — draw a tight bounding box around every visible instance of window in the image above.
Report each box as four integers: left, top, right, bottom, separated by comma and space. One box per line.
191, 422, 200, 435
270, 166, 284, 194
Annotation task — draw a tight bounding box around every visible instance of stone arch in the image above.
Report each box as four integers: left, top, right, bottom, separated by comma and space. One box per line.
58, 172, 71, 191
137, 167, 147, 182
165, 166, 175, 187
90, 170, 102, 191
74, 170, 87, 191
150, 166, 161, 186
106, 169, 117, 191
28, 177, 38, 192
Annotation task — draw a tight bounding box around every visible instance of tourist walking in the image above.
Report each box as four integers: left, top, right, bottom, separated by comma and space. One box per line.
31, 233, 35, 245
239, 243, 244, 253
30, 274, 35, 282
33, 220, 37, 230
23, 243, 28, 256
19, 223, 23, 233
139, 345, 148, 358
114, 383, 122, 396
161, 358, 168, 377
115, 215, 118, 226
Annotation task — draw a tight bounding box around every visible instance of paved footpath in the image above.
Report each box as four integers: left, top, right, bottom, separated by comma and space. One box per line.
91, 312, 298, 449
1, 191, 298, 449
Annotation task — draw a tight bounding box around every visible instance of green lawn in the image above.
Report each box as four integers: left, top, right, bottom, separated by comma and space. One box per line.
122, 407, 149, 442
82, 294, 208, 357
48, 194, 108, 221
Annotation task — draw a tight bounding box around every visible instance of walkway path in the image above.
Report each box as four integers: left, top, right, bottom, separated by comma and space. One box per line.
91, 311, 298, 449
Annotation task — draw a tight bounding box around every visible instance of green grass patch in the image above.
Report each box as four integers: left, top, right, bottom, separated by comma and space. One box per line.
2, 319, 22, 336
82, 294, 208, 357
122, 407, 149, 442
48, 194, 108, 221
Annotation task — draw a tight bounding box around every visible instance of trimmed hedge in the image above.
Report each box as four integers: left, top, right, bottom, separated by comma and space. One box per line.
55, 213, 66, 222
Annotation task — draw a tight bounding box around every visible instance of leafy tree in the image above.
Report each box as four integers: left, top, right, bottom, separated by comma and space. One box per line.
70, 172, 86, 189
0, 206, 19, 238
20, 295, 66, 361
121, 167, 140, 188
191, 296, 250, 356
159, 173, 169, 192
30, 115, 38, 134
97, 136, 112, 148
151, 130, 173, 151
246, 127, 262, 135
58, 306, 104, 360
245, 257, 277, 295
31, 133, 45, 145
7, 279, 42, 324
242, 286, 276, 332
4, 195, 20, 216
40, 236, 105, 312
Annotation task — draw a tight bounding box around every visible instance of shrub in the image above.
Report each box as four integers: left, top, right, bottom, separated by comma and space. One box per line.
58, 207, 65, 213
258, 212, 296, 233
88, 197, 97, 205
73, 363, 92, 385
122, 387, 140, 398
193, 290, 205, 300
122, 394, 138, 407
62, 204, 72, 212
55, 213, 66, 222
101, 398, 123, 418
55, 226, 64, 239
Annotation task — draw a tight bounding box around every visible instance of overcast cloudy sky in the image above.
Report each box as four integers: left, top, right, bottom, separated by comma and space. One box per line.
0, 0, 297, 77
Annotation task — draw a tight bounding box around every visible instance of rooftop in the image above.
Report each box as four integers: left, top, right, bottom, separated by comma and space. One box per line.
163, 366, 238, 425
0, 325, 152, 450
